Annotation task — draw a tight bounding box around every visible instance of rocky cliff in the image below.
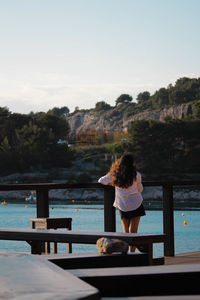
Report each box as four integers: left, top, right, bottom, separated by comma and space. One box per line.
67, 102, 194, 137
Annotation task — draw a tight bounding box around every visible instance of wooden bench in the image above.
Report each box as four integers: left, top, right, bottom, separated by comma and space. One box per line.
30, 217, 72, 254
0, 228, 166, 265
70, 264, 200, 297
0, 252, 99, 300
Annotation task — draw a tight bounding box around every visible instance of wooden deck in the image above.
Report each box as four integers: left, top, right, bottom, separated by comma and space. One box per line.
69, 263, 200, 297
165, 251, 200, 265
1, 250, 200, 299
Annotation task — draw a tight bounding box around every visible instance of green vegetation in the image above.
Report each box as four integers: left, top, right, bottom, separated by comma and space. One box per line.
139, 77, 200, 110
0, 107, 73, 175
93, 77, 200, 119
1, 77, 200, 178
128, 119, 200, 175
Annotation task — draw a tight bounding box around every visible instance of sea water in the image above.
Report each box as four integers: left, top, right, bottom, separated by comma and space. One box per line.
0, 203, 200, 256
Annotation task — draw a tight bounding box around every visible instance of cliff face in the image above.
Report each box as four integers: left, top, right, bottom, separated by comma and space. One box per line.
67, 102, 194, 137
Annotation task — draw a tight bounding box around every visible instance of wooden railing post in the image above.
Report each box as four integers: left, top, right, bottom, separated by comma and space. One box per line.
162, 184, 175, 256
104, 186, 116, 232
36, 188, 49, 218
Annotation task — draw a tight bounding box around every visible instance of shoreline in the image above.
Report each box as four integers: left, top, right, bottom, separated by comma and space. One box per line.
1, 199, 200, 211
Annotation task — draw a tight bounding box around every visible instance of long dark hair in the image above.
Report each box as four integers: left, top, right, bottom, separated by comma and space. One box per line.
109, 153, 137, 188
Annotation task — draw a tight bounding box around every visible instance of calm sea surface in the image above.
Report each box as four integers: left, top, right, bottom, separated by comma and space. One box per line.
0, 203, 200, 257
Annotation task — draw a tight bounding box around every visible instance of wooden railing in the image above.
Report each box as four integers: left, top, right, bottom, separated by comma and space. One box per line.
0, 180, 200, 256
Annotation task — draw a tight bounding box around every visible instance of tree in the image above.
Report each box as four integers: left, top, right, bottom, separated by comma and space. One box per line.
136, 91, 150, 104
193, 100, 200, 119
128, 120, 185, 173
151, 88, 169, 109
0, 106, 10, 118
169, 77, 200, 105
37, 113, 70, 141
115, 94, 132, 105
95, 101, 111, 111
47, 106, 69, 117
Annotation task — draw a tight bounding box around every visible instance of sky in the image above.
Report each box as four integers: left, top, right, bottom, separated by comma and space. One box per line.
0, 0, 200, 114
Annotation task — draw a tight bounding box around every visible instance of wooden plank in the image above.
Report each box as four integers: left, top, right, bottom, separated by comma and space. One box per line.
102, 296, 200, 300
163, 185, 175, 256
0, 182, 105, 191
165, 251, 200, 265
47, 252, 149, 269
104, 187, 115, 232
70, 264, 200, 297
0, 228, 166, 245
0, 180, 200, 191
36, 188, 49, 218
0, 228, 166, 264
0, 252, 99, 300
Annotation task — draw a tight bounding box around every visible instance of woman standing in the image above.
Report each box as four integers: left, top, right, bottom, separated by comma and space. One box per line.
98, 153, 145, 252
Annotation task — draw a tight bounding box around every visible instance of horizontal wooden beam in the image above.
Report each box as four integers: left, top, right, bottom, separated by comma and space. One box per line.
0, 180, 200, 191
0, 228, 166, 245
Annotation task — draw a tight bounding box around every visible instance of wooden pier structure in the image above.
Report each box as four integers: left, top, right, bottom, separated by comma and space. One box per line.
0, 180, 200, 299
0, 179, 200, 256
0, 250, 200, 299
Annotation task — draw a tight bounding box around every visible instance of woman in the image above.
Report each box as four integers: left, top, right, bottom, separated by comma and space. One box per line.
98, 153, 145, 252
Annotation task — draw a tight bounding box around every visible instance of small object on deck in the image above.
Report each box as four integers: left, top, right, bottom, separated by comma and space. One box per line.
96, 237, 128, 255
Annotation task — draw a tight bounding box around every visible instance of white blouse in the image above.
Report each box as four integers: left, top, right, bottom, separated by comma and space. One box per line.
98, 171, 143, 212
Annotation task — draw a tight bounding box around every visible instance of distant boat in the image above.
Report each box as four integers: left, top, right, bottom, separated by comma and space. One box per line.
25, 193, 36, 203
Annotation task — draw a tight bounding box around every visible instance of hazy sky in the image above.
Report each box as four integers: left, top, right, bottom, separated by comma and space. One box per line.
0, 0, 200, 113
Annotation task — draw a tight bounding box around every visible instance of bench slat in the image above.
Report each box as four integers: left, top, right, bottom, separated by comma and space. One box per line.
0, 228, 166, 244
0, 228, 166, 265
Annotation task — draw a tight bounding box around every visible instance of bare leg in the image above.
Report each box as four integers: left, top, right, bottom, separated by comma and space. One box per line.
129, 216, 141, 252
121, 218, 130, 233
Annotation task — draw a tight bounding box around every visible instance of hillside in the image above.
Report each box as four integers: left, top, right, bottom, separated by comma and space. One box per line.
67, 102, 194, 138
67, 76, 200, 137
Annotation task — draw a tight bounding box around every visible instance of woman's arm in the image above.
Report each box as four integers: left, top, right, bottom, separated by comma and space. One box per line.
98, 173, 113, 185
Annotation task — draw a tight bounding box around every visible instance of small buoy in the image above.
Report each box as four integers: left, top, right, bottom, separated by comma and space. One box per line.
182, 213, 185, 216
184, 220, 188, 225
1, 201, 7, 206
25, 205, 29, 208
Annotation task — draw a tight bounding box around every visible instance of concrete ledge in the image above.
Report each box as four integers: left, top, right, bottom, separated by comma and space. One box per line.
0, 252, 99, 300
